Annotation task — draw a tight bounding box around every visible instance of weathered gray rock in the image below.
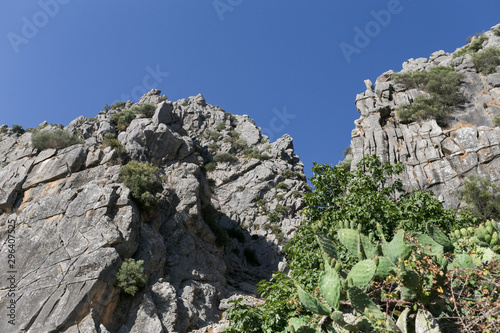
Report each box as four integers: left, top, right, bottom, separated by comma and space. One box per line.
0, 84, 308, 332
348, 24, 500, 209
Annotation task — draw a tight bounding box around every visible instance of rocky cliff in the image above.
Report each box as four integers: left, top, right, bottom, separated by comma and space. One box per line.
0, 91, 308, 332
348, 24, 500, 209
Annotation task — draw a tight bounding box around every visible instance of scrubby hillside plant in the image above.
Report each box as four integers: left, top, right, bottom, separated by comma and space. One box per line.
393, 66, 464, 126
112, 103, 156, 131
214, 152, 238, 163
459, 175, 500, 221
472, 47, 500, 74
120, 160, 161, 217
31, 129, 83, 151
11, 124, 24, 134
454, 34, 486, 58
116, 258, 147, 296
101, 133, 126, 157
493, 116, 500, 127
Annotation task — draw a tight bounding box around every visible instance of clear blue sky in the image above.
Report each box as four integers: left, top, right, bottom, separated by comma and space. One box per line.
1, 1, 499, 178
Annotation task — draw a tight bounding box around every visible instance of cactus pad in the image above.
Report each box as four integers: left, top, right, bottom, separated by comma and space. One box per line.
319, 263, 341, 310
347, 287, 385, 321
316, 230, 338, 260
415, 233, 444, 255
338, 228, 361, 257
347, 259, 376, 289
297, 285, 330, 316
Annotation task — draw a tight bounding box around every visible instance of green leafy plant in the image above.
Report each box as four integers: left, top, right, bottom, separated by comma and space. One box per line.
116, 258, 147, 296
214, 153, 238, 164
493, 116, 500, 127
276, 182, 289, 190
275, 204, 291, 216
204, 162, 216, 172
459, 175, 500, 221
206, 130, 222, 141
110, 101, 127, 110
215, 123, 226, 131
243, 148, 270, 160
454, 34, 486, 58
120, 160, 161, 216
225, 156, 498, 333
393, 66, 464, 126
11, 124, 24, 134
31, 129, 83, 151
267, 212, 280, 223
472, 47, 500, 74
101, 133, 126, 157
111, 103, 156, 131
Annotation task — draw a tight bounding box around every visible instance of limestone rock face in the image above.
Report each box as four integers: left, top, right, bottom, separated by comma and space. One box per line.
348, 24, 500, 209
0, 91, 307, 332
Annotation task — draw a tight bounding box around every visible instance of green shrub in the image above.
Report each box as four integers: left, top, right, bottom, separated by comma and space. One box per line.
111, 104, 156, 131
267, 212, 280, 223
214, 153, 238, 164
393, 66, 464, 126
338, 158, 352, 171
120, 160, 160, 215
454, 34, 486, 58
31, 129, 83, 151
110, 101, 126, 110
292, 190, 301, 198
215, 123, 226, 131
287, 155, 471, 289
11, 124, 24, 134
275, 204, 290, 216
204, 162, 216, 172
495, 27, 500, 36
472, 47, 500, 74
131, 103, 156, 118
275, 182, 289, 190
237, 185, 244, 192
112, 109, 138, 131
459, 175, 500, 221
493, 116, 500, 127
101, 133, 126, 157
206, 130, 222, 141
282, 169, 300, 179
397, 95, 451, 126
116, 258, 147, 296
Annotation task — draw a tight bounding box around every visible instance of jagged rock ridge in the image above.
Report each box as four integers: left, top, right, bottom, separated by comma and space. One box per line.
348, 24, 500, 209
0, 90, 308, 332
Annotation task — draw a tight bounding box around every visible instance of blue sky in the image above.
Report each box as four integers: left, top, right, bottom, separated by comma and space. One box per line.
1, 1, 500, 178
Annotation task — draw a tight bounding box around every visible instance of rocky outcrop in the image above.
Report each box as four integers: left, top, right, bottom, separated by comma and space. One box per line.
348, 24, 500, 209
0, 90, 307, 332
